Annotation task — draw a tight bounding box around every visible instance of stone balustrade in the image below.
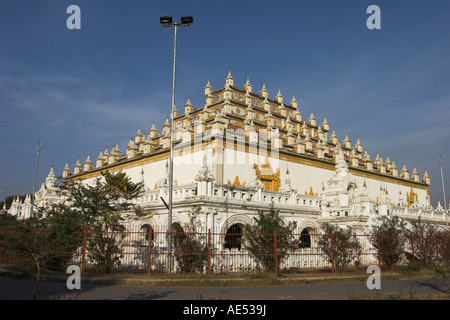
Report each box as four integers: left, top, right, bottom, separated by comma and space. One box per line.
138, 182, 321, 210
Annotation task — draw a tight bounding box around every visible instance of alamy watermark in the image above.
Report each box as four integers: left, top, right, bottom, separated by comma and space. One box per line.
66, 265, 81, 290
65, 4, 381, 31
366, 265, 381, 290
367, 5, 381, 30
66, 5, 81, 30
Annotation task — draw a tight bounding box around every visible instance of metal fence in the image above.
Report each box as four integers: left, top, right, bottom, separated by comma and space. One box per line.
1, 227, 449, 275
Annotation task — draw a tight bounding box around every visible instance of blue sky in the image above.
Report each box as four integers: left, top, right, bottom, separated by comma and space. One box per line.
0, 0, 449, 207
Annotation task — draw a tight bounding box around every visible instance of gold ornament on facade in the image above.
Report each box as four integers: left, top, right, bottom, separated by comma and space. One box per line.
226, 176, 243, 187
407, 187, 418, 207
252, 163, 280, 191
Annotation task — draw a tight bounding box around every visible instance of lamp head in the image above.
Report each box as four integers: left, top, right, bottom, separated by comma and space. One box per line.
160, 16, 173, 24
181, 16, 193, 24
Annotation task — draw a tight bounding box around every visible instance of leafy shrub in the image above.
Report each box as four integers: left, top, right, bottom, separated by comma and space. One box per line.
318, 223, 362, 270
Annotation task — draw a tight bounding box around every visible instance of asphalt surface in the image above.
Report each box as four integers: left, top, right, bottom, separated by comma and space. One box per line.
0, 275, 448, 300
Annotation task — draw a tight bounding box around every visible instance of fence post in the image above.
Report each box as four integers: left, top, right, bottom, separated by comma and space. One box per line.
207, 229, 211, 275
377, 231, 381, 270
274, 230, 278, 274
147, 228, 152, 276
330, 230, 335, 273
81, 227, 87, 274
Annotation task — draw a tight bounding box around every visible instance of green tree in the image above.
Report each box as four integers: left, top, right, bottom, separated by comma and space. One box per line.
173, 213, 210, 273
0, 211, 19, 230
0, 189, 93, 298
369, 215, 407, 269
405, 221, 445, 267
57, 170, 151, 273
0, 207, 80, 300
318, 223, 362, 270
0, 170, 151, 298
435, 230, 450, 263
244, 204, 297, 273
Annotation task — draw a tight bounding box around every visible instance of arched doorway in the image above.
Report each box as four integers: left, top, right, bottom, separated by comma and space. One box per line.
224, 223, 244, 250
299, 228, 312, 249
169, 222, 185, 248
140, 224, 154, 242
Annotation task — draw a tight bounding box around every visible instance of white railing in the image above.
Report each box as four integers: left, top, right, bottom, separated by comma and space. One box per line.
391, 206, 448, 223
138, 182, 321, 210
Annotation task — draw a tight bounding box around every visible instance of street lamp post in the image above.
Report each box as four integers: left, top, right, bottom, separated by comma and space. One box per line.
31, 139, 42, 218
160, 16, 193, 273
439, 154, 448, 229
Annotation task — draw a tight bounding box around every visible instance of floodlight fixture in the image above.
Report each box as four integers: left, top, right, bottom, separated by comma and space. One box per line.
181, 16, 193, 25
160, 16, 173, 24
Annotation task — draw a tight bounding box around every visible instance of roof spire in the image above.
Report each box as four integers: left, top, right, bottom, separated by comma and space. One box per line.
185, 97, 193, 113
62, 161, 71, 178
260, 82, 269, 98
244, 76, 253, 92
276, 88, 283, 103
225, 69, 234, 87
291, 94, 298, 109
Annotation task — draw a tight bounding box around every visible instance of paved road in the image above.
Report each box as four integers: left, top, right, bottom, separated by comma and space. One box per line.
0, 276, 448, 300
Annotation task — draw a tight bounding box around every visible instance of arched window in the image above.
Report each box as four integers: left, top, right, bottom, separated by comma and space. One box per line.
299, 228, 311, 248
140, 224, 154, 242
224, 224, 244, 250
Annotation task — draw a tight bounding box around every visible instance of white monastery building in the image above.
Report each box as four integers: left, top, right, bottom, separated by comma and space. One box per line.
7, 71, 449, 238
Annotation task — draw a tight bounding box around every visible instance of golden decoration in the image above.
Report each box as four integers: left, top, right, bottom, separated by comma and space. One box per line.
232, 175, 243, 187
253, 162, 280, 191
406, 187, 418, 207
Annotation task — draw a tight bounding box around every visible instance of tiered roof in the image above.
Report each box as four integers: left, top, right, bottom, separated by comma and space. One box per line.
64, 71, 430, 187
